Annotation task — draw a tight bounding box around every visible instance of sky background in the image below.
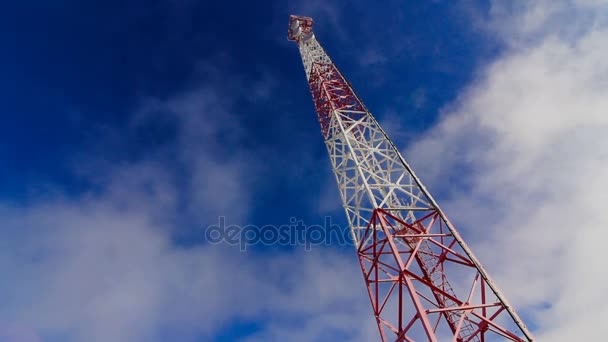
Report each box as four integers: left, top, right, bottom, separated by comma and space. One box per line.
1, 0, 607, 341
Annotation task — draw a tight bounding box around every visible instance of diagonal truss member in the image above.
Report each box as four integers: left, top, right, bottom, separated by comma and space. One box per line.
288, 15, 534, 342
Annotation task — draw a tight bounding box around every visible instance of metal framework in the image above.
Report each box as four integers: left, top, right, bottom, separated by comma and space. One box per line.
288, 15, 534, 342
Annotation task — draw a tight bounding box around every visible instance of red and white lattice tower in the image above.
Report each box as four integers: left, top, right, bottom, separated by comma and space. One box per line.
288, 15, 534, 342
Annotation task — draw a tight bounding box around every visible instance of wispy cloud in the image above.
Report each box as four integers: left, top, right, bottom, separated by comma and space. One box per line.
357, 48, 388, 67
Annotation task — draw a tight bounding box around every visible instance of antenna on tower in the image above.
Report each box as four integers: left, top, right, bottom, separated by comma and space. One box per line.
288, 15, 313, 42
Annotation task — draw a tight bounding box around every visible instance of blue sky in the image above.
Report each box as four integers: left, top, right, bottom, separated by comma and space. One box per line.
2, 1, 608, 341
0, 1, 494, 201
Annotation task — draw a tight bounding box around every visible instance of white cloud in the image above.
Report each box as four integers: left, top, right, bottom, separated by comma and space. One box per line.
0, 193, 372, 341
0, 83, 374, 341
406, 1, 608, 340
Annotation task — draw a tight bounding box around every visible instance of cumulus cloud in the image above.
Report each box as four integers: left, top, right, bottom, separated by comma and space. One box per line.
407, 1, 608, 340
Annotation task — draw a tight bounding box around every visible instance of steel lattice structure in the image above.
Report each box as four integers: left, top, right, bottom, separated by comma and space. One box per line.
288, 15, 534, 342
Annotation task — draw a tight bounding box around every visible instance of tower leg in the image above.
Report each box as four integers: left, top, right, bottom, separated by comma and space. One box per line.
358, 209, 526, 342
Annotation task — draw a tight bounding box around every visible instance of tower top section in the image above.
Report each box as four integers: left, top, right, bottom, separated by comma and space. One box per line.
288, 15, 313, 42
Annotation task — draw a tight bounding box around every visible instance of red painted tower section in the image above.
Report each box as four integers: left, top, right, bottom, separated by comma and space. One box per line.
289, 15, 534, 342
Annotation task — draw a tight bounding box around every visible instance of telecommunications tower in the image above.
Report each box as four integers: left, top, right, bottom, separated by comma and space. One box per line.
288, 15, 534, 342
